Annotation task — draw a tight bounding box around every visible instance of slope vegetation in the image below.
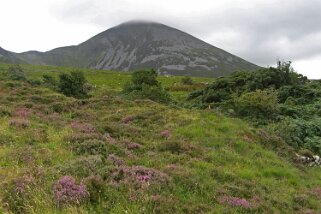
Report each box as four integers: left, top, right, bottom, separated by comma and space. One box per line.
0, 64, 320, 213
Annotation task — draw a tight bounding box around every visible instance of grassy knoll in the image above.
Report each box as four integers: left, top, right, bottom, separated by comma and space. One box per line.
0, 63, 320, 213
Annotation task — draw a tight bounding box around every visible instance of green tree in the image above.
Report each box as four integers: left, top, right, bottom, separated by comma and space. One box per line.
123, 69, 171, 103
7, 64, 26, 81
181, 76, 194, 85
131, 69, 159, 90
58, 71, 90, 98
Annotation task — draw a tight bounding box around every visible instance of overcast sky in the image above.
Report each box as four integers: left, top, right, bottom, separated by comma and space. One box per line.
1, 0, 320, 78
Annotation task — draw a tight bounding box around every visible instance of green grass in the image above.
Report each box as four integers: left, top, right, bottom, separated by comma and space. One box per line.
0, 63, 320, 213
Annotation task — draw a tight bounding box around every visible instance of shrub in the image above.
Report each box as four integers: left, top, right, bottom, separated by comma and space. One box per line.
58, 71, 90, 98
70, 122, 96, 134
160, 130, 171, 139
219, 196, 251, 208
13, 108, 31, 118
0, 133, 13, 145
7, 64, 26, 81
42, 74, 58, 90
181, 76, 194, 85
9, 118, 30, 128
0, 106, 11, 117
159, 140, 182, 154
123, 69, 171, 103
111, 166, 170, 187
271, 118, 321, 154
233, 90, 279, 120
131, 69, 159, 89
3, 176, 35, 213
107, 154, 125, 166
53, 176, 89, 206
71, 139, 108, 156
83, 175, 106, 204
189, 60, 307, 104
56, 155, 105, 177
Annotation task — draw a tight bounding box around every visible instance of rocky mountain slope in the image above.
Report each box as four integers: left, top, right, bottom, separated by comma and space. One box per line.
5, 21, 259, 77
0, 47, 24, 64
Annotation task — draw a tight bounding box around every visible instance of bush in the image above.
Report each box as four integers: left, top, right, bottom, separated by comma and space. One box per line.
159, 140, 183, 154
123, 69, 171, 103
189, 60, 307, 104
71, 139, 108, 156
83, 175, 106, 204
7, 64, 26, 81
3, 176, 35, 213
181, 76, 194, 85
56, 155, 105, 177
270, 118, 321, 154
233, 90, 279, 120
58, 71, 90, 98
53, 176, 89, 206
131, 69, 159, 89
42, 75, 58, 90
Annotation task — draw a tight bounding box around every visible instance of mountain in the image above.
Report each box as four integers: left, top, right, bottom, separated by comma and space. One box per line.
0, 47, 25, 64
7, 21, 259, 77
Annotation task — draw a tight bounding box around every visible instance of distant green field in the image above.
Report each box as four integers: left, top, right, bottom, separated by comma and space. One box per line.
0, 63, 214, 101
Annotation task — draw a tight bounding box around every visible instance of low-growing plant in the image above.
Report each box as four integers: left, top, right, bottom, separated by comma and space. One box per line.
181, 76, 194, 85
56, 155, 106, 177
83, 175, 106, 204
42, 74, 58, 90
9, 118, 30, 128
53, 176, 89, 206
2, 176, 35, 213
111, 166, 170, 187
71, 139, 108, 156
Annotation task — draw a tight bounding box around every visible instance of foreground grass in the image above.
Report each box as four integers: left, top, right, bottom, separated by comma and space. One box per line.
0, 77, 320, 213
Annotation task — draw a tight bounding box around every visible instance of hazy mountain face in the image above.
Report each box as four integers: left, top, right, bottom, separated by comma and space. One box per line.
4, 21, 259, 77
0, 47, 24, 64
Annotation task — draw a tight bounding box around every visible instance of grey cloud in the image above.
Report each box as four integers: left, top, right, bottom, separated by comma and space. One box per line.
50, 0, 321, 67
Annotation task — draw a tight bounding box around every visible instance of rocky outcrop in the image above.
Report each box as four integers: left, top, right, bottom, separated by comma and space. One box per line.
295, 154, 321, 166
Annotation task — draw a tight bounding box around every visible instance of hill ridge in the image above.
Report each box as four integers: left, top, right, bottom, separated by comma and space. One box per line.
3, 21, 259, 77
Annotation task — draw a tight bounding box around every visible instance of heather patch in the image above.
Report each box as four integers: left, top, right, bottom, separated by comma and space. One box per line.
218, 195, 260, 209
119, 139, 142, 150
107, 154, 125, 166
56, 155, 106, 177
9, 118, 30, 128
13, 108, 32, 118
111, 166, 170, 187
53, 176, 89, 206
70, 122, 97, 134
2, 175, 36, 213
160, 129, 171, 139
65, 132, 105, 143
121, 115, 135, 124
71, 139, 108, 156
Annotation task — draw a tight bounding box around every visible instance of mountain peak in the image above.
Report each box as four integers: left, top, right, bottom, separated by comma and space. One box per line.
3, 22, 259, 77
117, 20, 163, 26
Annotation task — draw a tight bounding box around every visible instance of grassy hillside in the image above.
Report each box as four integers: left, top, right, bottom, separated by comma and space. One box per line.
0, 63, 321, 213
0, 63, 212, 102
